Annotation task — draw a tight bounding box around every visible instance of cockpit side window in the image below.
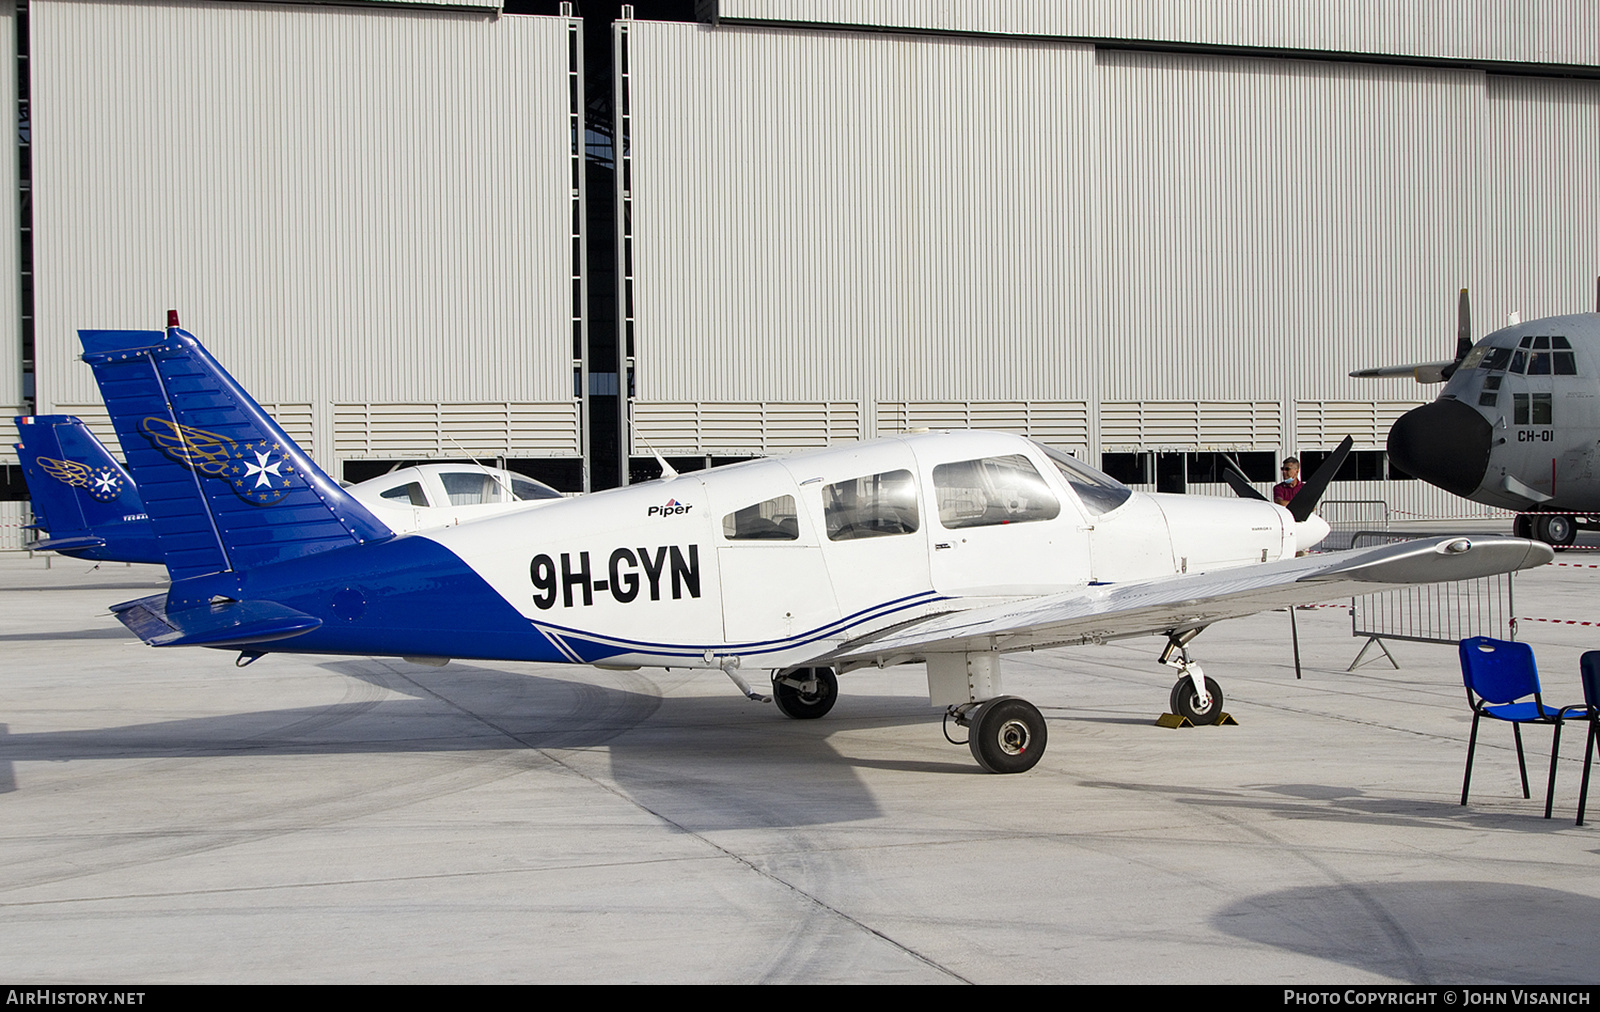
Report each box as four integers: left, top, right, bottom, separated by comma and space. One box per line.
932, 455, 1060, 529
510, 477, 563, 501
440, 472, 504, 505
1481, 346, 1511, 372
723, 495, 800, 541
1034, 442, 1133, 516
379, 481, 428, 506
823, 470, 919, 541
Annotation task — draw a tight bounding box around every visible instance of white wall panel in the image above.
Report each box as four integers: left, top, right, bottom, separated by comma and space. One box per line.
1479, 76, 1600, 326
0, 4, 18, 422
708, 1, 1600, 70
622, 17, 1600, 522
1094, 50, 1483, 405
625, 23, 1098, 405
32, 2, 580, 459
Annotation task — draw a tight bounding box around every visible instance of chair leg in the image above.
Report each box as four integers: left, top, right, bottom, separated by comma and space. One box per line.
1579, 721, 1597, 827
1544, 721, 1563, 819
1463, 711, 1483, 805
1514, 723, 1531, 798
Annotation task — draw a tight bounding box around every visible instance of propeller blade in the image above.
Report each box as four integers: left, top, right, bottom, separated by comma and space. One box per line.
1440, 288, 1473, 380
1289, 435, 1353, 523
1221, 456, 1267, 502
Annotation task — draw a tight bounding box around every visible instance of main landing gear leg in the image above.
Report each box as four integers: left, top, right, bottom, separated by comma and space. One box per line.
1161, 630, 1225, 725
928, 652, 1048, 774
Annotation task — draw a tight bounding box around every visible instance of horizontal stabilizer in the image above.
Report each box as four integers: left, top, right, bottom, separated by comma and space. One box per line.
29, 535, 109, 553
110, 594, 322, 648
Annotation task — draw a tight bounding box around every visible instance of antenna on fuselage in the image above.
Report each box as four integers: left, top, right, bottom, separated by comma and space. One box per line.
628, 412, 678, 480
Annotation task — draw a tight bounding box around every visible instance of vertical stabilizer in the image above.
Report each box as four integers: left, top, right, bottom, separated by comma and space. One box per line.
79, 325, 392, 582
13, 415, 161, 563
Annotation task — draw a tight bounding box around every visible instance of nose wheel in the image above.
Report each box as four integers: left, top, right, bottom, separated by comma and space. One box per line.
1169, 675, 1225, 725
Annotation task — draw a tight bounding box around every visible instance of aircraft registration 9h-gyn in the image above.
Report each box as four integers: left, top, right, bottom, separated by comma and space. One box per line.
75, 318, 1553, 773
1355, 286, 1600, 548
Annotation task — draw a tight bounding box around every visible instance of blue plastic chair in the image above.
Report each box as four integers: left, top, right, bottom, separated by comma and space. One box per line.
1575, 652, 1600, 826
1459, 637, 1579, 818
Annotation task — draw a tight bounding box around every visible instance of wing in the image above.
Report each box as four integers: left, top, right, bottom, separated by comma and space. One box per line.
824, 535, 1552, 664
1348, 360, 1455, 383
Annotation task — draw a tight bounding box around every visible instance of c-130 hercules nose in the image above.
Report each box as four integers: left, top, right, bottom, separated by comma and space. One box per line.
1387, 399, 1493, 498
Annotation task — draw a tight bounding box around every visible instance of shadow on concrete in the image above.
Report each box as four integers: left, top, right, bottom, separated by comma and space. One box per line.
1216, 880, 1600, 983
0, 658, 940, 827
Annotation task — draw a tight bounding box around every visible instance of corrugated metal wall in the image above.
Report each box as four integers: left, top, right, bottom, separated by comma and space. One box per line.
30, 1, 581, 464
619, 17, 1600, 518
0, 3, 19, 425
706, 1, 1600, 70
623, 24, 1099, 405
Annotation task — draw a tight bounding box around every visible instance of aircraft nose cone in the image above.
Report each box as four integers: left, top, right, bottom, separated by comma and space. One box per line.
1387, 398, 1492, 497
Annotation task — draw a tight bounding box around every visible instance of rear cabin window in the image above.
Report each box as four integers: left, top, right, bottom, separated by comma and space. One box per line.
723, 495, 799, 540
379, 482, 428, 506
823, 470, 919, 541
932, 455, 1060, 529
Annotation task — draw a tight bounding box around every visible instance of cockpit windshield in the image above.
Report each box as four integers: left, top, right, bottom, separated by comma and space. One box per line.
1033, 442, 1132, 516
1463, 336, 1574, 376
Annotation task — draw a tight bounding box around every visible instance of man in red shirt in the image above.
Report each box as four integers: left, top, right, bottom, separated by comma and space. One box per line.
1273, 457, 1303, 507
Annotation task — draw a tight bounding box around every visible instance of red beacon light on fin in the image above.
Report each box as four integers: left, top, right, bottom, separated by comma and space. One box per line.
166, 309, 180, 328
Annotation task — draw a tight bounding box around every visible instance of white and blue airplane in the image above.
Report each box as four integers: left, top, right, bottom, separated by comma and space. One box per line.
12, 415, 566, 564
77, 319, 1554, 773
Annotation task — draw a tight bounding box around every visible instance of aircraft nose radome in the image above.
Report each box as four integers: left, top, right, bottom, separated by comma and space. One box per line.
1387, 399, 1493, 498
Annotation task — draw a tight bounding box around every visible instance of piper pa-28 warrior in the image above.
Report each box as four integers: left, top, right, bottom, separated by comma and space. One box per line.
12, 414, 566, 564
1355, 287, 1600, 548
79, 319, 1553, 773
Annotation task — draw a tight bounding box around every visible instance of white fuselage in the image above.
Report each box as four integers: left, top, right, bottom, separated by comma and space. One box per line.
417, 431, 1304, 671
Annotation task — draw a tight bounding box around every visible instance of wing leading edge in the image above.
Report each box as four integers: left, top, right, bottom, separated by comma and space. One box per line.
825, 535, 1552, 665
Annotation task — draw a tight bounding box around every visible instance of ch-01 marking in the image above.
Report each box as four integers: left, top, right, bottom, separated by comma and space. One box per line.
529, 544, 702, 609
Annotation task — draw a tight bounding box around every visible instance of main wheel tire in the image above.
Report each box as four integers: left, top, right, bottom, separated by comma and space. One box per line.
968, 696, 1047, 774
1170, 675, 1224, 725
1536, 514, 1577, 549
1514, 515, 1533, 539
773, 667, 838, 719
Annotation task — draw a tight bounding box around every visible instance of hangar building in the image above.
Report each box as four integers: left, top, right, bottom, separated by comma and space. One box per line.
3, 0, 1598, 545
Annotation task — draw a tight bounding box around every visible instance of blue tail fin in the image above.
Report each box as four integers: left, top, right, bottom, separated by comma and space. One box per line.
13, 415, 162, 564
79, 325, 393, 582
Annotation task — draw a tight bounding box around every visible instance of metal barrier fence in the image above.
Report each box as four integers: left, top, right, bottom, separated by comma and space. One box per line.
1346, 530, 1515, 668
1318, 499, 1390, 552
